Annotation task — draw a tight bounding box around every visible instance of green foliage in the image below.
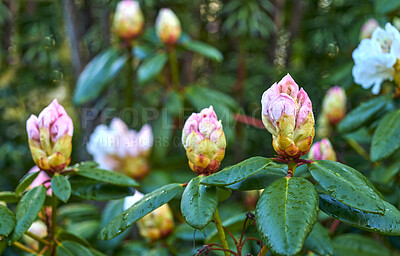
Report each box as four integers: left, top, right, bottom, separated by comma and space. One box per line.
137, 52, 168, 84
181, 40, 223, 62
51, 173, 71, 203
14, 171, 40, 196
0, 204, 16, 236
304, 222, 333, 256
332, 234, 390, 256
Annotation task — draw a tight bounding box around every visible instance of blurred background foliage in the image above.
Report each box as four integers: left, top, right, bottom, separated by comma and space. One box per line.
1, 0, 400, 254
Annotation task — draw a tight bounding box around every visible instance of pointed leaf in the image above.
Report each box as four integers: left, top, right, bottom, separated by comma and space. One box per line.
0, 205, 16, 236
201, 157, 273, 186
182, 40, 223, 62
75, 167, 138, 187
0, 192, 19, 203
332, 234, 390, 256
308, 160, 384, 214
57, 241, 93, 256
56, 230, 91, 247
15, 171, 40, 196
255, 177, 319, 256
304, 222, 333, 256
8, 185, 46, 243
181, 176, 218, 229
256, 177, 318, 255
99, 183, 184, 240
371, 110, 400, 162
137, 53, 168, 84
337, 95, 391, 133
319, 193, 400, 235
51, 174, 71, 203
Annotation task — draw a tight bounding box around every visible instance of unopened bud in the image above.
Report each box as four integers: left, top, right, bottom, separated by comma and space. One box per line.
113, 0, 144, 40
261, 74, 315, 159
308, 138, 337, 161
360, 19, 379, 40
182, 106, 226, 175
156, 8, 181, 45
27, 99, 73, 172
322, 86, 346, 126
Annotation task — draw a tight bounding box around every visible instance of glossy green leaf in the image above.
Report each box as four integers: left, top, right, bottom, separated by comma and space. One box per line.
304, 222, 333, 256
70, 176, 134, 201
56, 230, 91, 247
255, 177, 319, 256
332, 234, 390, 256
137, 52, 168, 84
337, 95, 391, 133
308, 160, 384, 214
8, 185, 46, 243
181, 176, 218, 230
182, 40, 223, 62
371, 110, 400, 162
15, 171, 40, 196
201, 157, 273, 186
74, 48, 127, 105
0, 204, 16, 236
75, 167, 138, 187
227, 161, 287, 190
99, 183, 183, 240
51, 174, 71, 203
0, 192, 19, 203
319, 193, 400, 235
57, 241, 93, 256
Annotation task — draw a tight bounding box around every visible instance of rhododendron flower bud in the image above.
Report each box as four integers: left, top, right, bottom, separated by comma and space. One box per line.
261, 74, 315, 159
113, 0, 144, 40
322, 86, 346, 125
28, 166, 52, 195
156, 8, 181, 45
124, 191, 174, 242
27, 99, 73, 172
22, 220, 48, 251
87, 118, 153, 180
182, 106, 226, 175
353, 22, 400, 94
361, 19, 379, 39
308, 138, 337, 161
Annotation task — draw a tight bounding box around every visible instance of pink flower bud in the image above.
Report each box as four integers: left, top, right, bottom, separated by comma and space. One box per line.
86, 118, 153, 180
27, 99, 73, 172
322, 86, 346, 126
156, 8, 182, 45
113, 0, 144, 40
261, 74, 315, 159
182, 106, 226, 175
308, 138, 337, 161
361, 19, 379, 39
124, 191, 174, 241
28, 166, 52, 195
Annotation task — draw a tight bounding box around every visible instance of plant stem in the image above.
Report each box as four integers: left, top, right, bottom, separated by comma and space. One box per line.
345, 138, 370, 161
26, 231, 51, 246
51, 193, 57, 255
126, 42, 134, 108
214, 208, 230, 256
13, 241, 39, 255
257, 245, 268, 256
168, 46, 180, 90
286, 161, 297, 177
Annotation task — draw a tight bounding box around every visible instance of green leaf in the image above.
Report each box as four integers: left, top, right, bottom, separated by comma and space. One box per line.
15, 171, 40, 196
69, 176, 135, 201
319, 193, 400, 235
74, 166, 139, 187
56, 230, 91, 247
165, 90, 183, 117
371, 110, 400, 162
0, 192, 19, 203
304, 222, 333, 256
74, 48, 127, 105
201, 157, 273, 186
332, 234, 390, 256
309, 160, 384, 213
51, 174, 71, 203
181, 176, 218, 230
99, 183, 183, 240
182, 40, 223, 62
337, 95, 391, 133
227, 161, 287, 190
137, 52, 168, 84
255, 177, 319, 256
375, 0, 400, 14
57, 241, 93, 256
0, 204, 16, 236
8, 185, 46, 243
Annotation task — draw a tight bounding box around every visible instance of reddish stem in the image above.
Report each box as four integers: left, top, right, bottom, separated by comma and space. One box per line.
330, 219, 341, 234
234, 113, 265, 129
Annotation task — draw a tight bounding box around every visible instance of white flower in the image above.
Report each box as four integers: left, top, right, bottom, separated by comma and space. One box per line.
352, 23, 400, 94
123, 190, 144, 210
86, 118, 153, 171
